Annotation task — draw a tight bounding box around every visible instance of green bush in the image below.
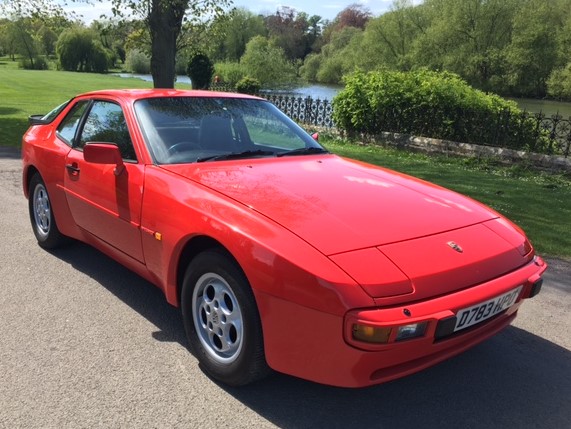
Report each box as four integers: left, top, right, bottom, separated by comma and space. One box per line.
19, 56, 48, 70
125, 49, 150, 74
333, 70, 546, 152
235, 77, 260, 94
187, 52, 214, 90
214, 62, 246, 87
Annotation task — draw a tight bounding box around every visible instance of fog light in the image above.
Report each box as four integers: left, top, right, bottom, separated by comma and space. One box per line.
352, 324, 391, 344
396, 322, 428, 341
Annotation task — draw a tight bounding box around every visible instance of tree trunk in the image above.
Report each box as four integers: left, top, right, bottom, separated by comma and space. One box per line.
149, 1, 186, 89
16, 23, 35, 68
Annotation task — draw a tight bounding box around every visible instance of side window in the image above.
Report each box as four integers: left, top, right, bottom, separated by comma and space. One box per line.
79, 101, 137, 161
56, 101, 89, 145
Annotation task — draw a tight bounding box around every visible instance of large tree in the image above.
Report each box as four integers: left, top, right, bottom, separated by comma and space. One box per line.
360, 0, 427, 71
409, 0, 518, 91
240, 35, 296, 87
9, 18, 39, 67
264, 7, 320, 61
110, 0, 230, 88
320, 3, 371, 46
207, 8, 266, 62
506, 0, 559, 97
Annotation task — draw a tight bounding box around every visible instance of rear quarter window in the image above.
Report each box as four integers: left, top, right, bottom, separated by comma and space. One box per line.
56, 101, 89, 146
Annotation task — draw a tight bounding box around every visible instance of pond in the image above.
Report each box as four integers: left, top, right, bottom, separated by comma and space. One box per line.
261, 84, 342, 101
116, 74, 571, 117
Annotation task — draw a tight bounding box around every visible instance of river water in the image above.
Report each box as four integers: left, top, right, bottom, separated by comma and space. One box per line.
116, 73, 571, 117
507, 98, 571, 118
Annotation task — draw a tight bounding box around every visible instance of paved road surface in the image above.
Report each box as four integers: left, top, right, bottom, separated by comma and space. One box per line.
1, 149, 569, 428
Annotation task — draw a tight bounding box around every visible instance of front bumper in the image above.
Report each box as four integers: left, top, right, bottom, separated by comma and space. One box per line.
256, 256, 547, 388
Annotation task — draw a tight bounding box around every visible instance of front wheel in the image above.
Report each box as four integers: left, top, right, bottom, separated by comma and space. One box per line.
181, 250, 270, 386
28, 173, 66, 249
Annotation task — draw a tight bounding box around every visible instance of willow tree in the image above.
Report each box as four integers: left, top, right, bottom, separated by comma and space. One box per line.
110, 0, 230, 88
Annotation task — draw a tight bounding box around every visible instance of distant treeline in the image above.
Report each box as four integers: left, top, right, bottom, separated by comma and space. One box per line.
299, 0, 571, 100
1, 0, 570, 99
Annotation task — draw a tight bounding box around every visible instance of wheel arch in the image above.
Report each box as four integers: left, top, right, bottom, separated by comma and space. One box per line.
23, 165, 40, 198
175, 235, 247, 308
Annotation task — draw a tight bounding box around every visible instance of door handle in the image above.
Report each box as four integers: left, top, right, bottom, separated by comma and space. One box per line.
66, 163, 80, 175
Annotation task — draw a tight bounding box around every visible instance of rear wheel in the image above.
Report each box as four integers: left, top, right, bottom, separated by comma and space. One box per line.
181, 250, 270, 386
28, 173, 66, 249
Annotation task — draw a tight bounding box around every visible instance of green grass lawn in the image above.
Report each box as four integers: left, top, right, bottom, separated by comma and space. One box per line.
1, 64, 569, 258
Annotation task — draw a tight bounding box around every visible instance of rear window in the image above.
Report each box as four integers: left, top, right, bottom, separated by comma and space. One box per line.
42, 100, 71, 123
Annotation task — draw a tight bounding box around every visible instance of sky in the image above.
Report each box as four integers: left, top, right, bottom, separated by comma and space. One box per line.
67, 1, 407, 25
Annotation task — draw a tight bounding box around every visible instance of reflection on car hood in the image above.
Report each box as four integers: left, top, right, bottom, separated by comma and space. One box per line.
162, 155, 498, 255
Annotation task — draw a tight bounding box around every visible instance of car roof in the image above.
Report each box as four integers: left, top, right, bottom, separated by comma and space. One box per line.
79, 89, 264, 101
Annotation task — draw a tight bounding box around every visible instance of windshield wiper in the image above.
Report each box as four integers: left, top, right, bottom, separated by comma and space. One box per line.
276, 147, 329, 157
196, 149, 275, 163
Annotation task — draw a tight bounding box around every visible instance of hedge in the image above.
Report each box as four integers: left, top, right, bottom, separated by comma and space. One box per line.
332, 70, 548, 152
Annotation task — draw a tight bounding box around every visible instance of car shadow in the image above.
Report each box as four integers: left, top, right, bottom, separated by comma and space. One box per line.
0, 106, 22, 115
222, 329, 571, 429
49, 243, 571, 429
49, 242, 187, 345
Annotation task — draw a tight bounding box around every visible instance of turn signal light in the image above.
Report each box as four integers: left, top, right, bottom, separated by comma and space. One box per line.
352, 324, 392, 344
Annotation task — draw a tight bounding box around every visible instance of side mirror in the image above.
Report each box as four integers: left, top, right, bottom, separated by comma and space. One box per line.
83, 143, 125, 176
311, 132, 319, 142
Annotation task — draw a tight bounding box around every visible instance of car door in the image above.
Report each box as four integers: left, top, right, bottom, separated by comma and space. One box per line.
63, 99, 145, 263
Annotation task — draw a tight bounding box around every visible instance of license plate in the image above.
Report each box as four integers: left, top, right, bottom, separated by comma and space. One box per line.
454, 286, 523, 332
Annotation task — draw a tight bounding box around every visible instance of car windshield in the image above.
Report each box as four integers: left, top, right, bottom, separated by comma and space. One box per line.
134, 97, 325, 164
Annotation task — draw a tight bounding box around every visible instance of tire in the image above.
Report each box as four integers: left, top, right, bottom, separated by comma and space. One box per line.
28, 173, 66, 249
181, 250, 270, 386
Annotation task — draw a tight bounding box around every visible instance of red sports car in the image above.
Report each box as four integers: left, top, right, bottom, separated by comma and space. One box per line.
22, 89, 547, 387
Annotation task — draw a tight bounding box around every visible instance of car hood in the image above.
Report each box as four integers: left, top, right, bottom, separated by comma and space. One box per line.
162, 155, 498, 255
